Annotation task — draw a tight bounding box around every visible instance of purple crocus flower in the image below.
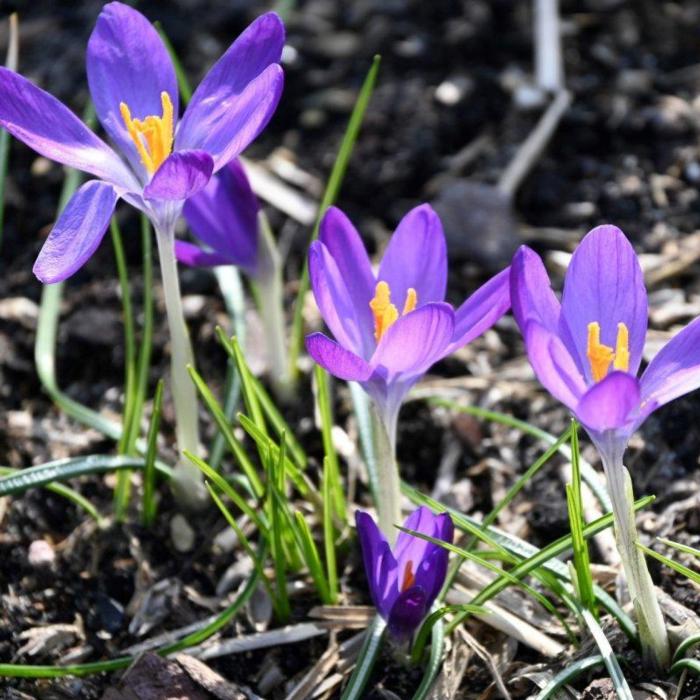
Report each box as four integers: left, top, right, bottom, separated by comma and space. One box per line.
511, 224, 700, 463
176, 159, 259, 275
356, 506, 453, 639
305, 205, 511, 441
0, 2, 284, 283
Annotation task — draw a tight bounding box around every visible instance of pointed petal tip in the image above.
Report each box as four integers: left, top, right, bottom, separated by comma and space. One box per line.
435, 512, 454, 541
377, 203, 447, 304
32, 181, 118, 285
583, 223, 626, 240
305, 333, 373, 381
254, 10, 286, 44
319, 206, 353, 245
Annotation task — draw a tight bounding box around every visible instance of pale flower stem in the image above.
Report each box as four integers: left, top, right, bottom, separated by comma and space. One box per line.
370, 403, 402, 545
155, 222, 206, 509
255, 212, 291, 397
601, 447, 670, 669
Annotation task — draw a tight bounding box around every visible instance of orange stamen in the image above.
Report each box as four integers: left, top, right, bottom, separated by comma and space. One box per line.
401, 561, 415, 592
119, 91, 174, 174
613, 322, 629, 372
587, 321, 630, 382
402, 287, 417, 315
369, 282, 419, 342
370, 281, 398, 342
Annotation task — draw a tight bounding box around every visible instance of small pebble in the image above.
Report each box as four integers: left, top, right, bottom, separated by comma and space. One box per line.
393, 35, 426, 58
30, 157, 53, 176
434, 77, 473, 106
685, 161, 700, 183
170, 513, 195, 553
28, 539, 55, 568
299, 108, 327, 129
182, 294, 207, 319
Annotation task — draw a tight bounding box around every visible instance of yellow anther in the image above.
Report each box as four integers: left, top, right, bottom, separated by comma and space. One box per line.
400, 561, 415, 592
586, 321, 614, 382
369, 281, 398, 342
613, 322, 629, 372
586, 320, 630, 382
402, 287, 417, 315
369, 282, 419, 342
119, 91, 174, 174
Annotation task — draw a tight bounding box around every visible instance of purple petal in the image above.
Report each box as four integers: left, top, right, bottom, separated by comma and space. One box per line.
414, 512, 453, 602
640, 316, 700, 409
434, 512, 454, 543
510, 245, 562, 334
176, 13, 284, 170
415, 545, 450, 603
143, 150, 213, 201
387, 587, 428, 639
377, 204, 447, 306
309, 241, 372, 358
33, 181, 118, 283
180, 64, 283, 172
393, 507, 452, 605
523, 321, 587, 412
182, 159, 259, 272
317, 207, 376, 356
305, 333, 373, 381
86, 2, 178, 175
394, 507, 441, 568
445, 266, 511, 354
177, 12, 284, 167
0, 67, 134, 189
370, 303, 454, 378
355, 511, 396, 617
174, 240, 233, 268
575, 371, 641, 432
561, 225, 648, 381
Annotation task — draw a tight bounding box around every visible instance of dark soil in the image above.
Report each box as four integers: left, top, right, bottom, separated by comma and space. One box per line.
3, 0, 700, 698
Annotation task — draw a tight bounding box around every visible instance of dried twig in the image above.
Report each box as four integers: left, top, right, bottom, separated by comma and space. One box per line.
187, 622, 327, 660
534, 0, 563, 92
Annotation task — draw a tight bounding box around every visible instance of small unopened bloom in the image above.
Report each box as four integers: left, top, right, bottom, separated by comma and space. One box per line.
306, 204, 511, 442
356, 507, 453, 639
176, 159, 259, 275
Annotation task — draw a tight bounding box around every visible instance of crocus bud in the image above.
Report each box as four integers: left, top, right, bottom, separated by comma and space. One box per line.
355, 506, 453, 639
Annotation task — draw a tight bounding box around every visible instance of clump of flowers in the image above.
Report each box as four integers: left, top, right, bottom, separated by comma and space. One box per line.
0, 2, 285, 507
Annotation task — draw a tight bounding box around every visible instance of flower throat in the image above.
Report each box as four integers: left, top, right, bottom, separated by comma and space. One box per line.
586, 321, 629, 382
120, 91, 173, 174
370, 281, 417, 341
